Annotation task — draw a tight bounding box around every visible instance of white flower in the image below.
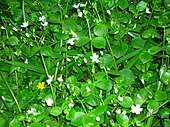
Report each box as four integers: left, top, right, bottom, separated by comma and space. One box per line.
118, 96, 123, 102
27, 108, 36, 114
78, 11, 83, 17
41, 21, 48, 26
68, 38, 75, 45
107, 10, 111, 15
116, 109, 121, 114
107, 111, 111, 115
46, 125, 50, 127
57, 75, 63, 82
73, 3, 80, 8
83, 58, 87, 63
80, 2, 87, 7
0, 110, 3, 113
67, 58, 71, 62
13, 27, 18, 31
25, 59, 28, 64
68, 103, 74, 108
46, 75, 54, 85
45, 98, 54, 106
1, 96, 5, 100
100, 51, 104, 56
114, 88, 118, 94
21, 21, 29, 28
66, 84, 70, 89
1, 26, 5, 29
85, 86, 91, 92
39, 16, 46, 22
146, 8, 151, 14
90, 53, 99, 63
25, 33, 29, 37
131, 104, 143, 114
96, 116, 100, 122
122, 110, 126, 115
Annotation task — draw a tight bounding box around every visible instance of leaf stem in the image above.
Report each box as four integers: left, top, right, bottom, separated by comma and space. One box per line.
0, 72, 22, 113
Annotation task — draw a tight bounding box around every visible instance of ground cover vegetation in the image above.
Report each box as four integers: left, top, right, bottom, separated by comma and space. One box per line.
0, 0, 170, 126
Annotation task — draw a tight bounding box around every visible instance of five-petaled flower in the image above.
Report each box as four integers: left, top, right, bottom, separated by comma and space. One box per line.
131, 104, 143, 114
45, 98, 54, 106
46, 75, 54, 85
90, 53, 99, 63
37, 82, 45, 90
21, 21, 29, 28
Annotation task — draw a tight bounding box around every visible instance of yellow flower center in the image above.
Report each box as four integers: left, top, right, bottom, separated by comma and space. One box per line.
37, 82, 45, 90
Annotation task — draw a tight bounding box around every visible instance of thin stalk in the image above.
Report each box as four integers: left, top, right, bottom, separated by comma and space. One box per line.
0, 111, 9, 125
106, 37, 118, 70
22, 0, 26, 22
162, 26, 166, 66
40, 54, 56, 106
76, 96, 87, 114
141, 100, 169, 122
0, 72, 22, 113
15, 69, 19, 95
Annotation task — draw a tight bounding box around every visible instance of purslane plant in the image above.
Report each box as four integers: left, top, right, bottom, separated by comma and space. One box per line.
0, 0, 170, 127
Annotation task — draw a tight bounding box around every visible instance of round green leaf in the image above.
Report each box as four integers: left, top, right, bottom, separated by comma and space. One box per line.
50, 106, 62, 116
90, 105, 107, 116
142, 30, 152, 38
94, 78, 108, 90
139, 52, 152, 64
116, 114, 129, 126
136, 1, 147, 12
118, 0, 129, 10
8, 36, 19, 46
100, 54, 114, 68
154, 91, 167, 101
92, 37, 106, 49
166, 45, 170, 55
94, 24, 108, 37
147, 100, 159, 114
75, 36, 90, 47
119, 96, 133, 108
71, 112, 85, 126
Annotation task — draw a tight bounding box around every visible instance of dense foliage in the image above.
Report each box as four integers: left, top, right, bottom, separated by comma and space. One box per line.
0, 0, 170, 127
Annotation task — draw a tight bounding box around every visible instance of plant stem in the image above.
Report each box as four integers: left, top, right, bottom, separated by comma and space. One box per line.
22, 0, 26, 22
0, 72, 22, 113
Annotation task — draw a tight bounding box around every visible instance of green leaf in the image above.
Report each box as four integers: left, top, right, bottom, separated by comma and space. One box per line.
92, 37, 106, 49
48, 13, 61, 24
100, 54, 114, 68
119, 96, 133, 108
142, 30, 152, 38
116, 114, 129, 126
147, 100, 159, 114
118, 0, 129, 10
8, 36, 19, 46
9, 118, 20, 127
164, 119, 170, 127
7, 61, 45, 74
75, 36, 90, 47
95, 78, 108, 90
29, 123, 45, 127
139, 52, 152, 64
84, 94, 100, 106
71, 112, 85, 126
148, 46, 163, 55
136, 1, 147, 12
90, 105, 107, 116
50, 106, 62, 116
159, 108, 170, 118
154, 91, 167, 101
131, 37, 146, 49
94, 23, 108, 37
34, 113, 46, 122
166, 45, 170, 55
120, 69, 135, 87
28, 46, 39, 58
